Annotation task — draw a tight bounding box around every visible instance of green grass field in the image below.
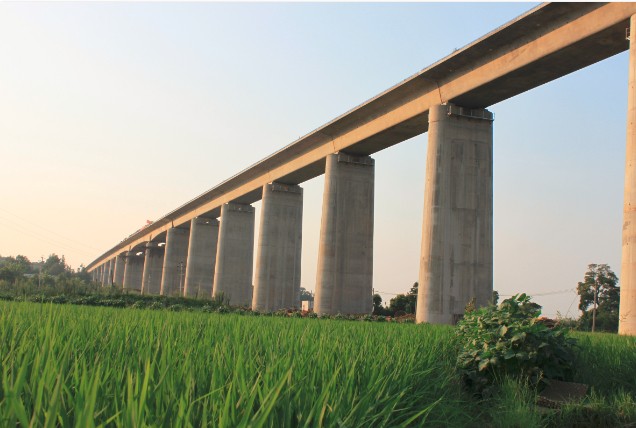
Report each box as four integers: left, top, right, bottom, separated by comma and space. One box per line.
0, 301, 634, 427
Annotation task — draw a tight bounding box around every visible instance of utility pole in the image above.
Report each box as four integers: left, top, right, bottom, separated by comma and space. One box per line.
38, 256, 43, 288
592, 281, 599, 333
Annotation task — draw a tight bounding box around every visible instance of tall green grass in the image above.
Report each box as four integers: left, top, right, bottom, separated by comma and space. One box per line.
0, 301, 633, 426
0, 301, 477, 427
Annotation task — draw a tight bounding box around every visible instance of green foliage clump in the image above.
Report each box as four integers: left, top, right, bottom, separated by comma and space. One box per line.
456, 293, 577, 396
577, 263, 620, 332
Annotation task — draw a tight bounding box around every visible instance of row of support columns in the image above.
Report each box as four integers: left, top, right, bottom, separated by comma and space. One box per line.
89, 90, 635, 334
88, 104, 492, 320
89, 153, 374, 314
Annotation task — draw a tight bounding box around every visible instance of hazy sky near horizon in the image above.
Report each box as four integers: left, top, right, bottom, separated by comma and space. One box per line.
0, 2, 628, 317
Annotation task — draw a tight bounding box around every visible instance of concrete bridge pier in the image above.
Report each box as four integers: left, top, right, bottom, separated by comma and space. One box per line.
160, 227, 189, 296
213, 202, 255, 306
96, 265, 102, 284
184, 217, 219, 298
620, 14, 636, 336
314, 153, 374, 315
416, 103, 494, 325
101, 262, 106, 286
102, 259, 113, 287
123, 251, 144, 292
252, 183, 303, 312
113, 254, 125, 287
142, 242, 164, 295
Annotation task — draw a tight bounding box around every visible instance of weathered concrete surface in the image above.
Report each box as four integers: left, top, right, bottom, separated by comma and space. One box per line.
141, 242, 164, 295
102, 259, 113, 287
416, 104, 493, 325
184, 217, 219, 298
213, 203, 255, 306
315, 153, 374, 315
123, 251, 144, 292
160, 228, 189, 296
252, 183, 303, 312
88, 4, 636, 273
620, 14, 636, 336
113, 254, 125, 287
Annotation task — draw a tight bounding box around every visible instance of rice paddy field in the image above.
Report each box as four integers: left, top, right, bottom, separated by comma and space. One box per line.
0, 300, 634, 427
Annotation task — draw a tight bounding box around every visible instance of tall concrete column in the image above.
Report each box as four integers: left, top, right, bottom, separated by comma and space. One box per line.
620, 15, 636, 336
97, 266, 103, 284
253, 183, 303, 312
160, 227, 189, 296
113, 254, 125, 287
102, 259, 113, 287
123, 251, 144, 292
142, 242, 164, 295
184, 217, 219, 299
416, 103, 494, 325
213, 203, 255, 306
314, 153, 374, 315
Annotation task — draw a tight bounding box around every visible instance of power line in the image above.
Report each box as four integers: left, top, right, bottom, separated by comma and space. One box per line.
500, 288, 575, 297
0, 207, 100, 252
0, 218, 95, 260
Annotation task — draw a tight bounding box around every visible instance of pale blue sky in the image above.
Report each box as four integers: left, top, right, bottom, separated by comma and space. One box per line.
0, 2, 627, 317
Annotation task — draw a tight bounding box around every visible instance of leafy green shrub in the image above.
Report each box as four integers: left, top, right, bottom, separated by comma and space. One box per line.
456, 293, 577, 396
307, 312, 318, 319
99, 298, 126, 307
50, 295, 68, 304
72, 295, 100, 306
147, 301, 164, 310
130, 301, 147, 310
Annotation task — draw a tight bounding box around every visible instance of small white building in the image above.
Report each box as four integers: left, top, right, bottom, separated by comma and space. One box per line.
301, 300, 314, 312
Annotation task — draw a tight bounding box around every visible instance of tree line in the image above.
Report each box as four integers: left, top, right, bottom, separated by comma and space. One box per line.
371, 263, 621, 332
0, 254, 622, 332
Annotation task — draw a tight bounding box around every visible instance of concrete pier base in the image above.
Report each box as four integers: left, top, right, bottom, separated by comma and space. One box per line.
123, 251, 144, 292
184, 217, 219, 299
314, 153, 374, 315
113, 254, 125, 287
160, 227, 189, 296
213, 203, 255, 306
620, 14, 636, 336
416, 103, 494, 325
253, 183, 303, 312
142, 242, 164, 295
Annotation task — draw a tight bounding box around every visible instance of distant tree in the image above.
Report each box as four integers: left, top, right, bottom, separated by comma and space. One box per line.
0, 263, 24, 284
14, 255, 32, 274
372, 293, 383, 315
42, 254, 70, 276
577, 264, 620, 332
299, 287, 313, 301
491, 290, 499, 305
76, 264, 92, 283
389, 282, 418, 314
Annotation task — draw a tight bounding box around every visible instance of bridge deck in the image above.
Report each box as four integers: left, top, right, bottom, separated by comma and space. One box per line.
88, 2, 636, 269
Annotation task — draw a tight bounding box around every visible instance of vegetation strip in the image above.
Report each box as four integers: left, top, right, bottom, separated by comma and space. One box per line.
0, 300, 634, 426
